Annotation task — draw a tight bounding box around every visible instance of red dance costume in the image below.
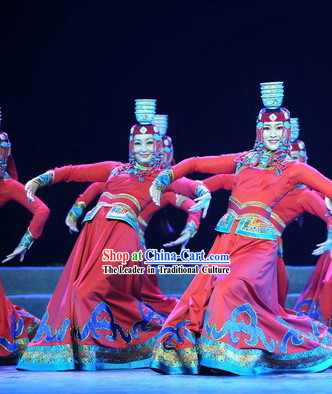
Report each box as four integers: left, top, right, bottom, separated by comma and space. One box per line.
0, 131, 49, 363
151, 153, 332, 375
287, 138, 332, 330
203, 174, 332, 307
295, 251, 332, 330
0, 280, 40, 364
18, 161, 203, 371
72, 181, 201, 315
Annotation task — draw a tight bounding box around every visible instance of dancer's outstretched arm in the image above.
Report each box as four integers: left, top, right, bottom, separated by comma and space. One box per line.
25, 161, 122, 202
150, 153, 240, 205
65, 182, 105, 233
290, 163, 332, 257
2, 180, 50, 263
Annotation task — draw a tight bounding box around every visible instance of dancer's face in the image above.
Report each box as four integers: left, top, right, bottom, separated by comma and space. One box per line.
262, 122, 284, 151
133, 134, 155, 165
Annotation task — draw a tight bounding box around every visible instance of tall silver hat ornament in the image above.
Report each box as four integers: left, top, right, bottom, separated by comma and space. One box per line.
135, 99, 157, 125
260, 81, 284, 109
153, 114, 168, 136
290, 118, 300, 142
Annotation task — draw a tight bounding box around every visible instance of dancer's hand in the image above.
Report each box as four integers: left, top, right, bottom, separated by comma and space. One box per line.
2, 246, 28, 263
312, 239, 332, 257
325, 197, 332, 214
65, 202, 85, 234
164, 231, 191, 251
189, 192, 211, 218
150, 170, 173, 206
149, 184, 162, 206
65, 215, 79, 234
2, 230, 34, 263
25, 180, 39, 203
25, 171, 54, 203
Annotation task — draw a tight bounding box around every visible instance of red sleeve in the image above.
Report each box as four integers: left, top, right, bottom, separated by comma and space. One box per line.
203, 174, 235, 192
164, 192, 202, 228
297, 190, 332, 227
178, 198, 202, 228
167, 177, 202, 198
139, 192, 202, 230
171, 153, 240, 180
139, 194, 171, 228
75, 182, 106, 205
290, 162, 332, 200
8, 180, 50, 239
52, 161, 122, 184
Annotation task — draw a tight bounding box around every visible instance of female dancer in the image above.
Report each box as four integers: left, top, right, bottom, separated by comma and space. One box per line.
149, 83, 332, 375
65, 116, 200, 249
64, 126, 202, 316
18, 114, 211, 371
0, 130, 49, 363
199, 124, 331, 307
293, 134, 332, 328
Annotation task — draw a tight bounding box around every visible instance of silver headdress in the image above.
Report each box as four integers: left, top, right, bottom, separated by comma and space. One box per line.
153, 114, 168, 136
134, 99, 157, 125
260, 82, 284, 109
290, 118, 300, 142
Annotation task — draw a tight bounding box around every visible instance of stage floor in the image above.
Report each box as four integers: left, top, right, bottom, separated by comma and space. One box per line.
1, 366, 332, 394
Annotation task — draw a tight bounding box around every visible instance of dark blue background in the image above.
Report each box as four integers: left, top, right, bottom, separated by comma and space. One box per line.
0, 0, 330, 266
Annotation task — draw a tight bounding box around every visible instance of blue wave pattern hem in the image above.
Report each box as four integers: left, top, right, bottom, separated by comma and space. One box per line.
17, 300, 166, 371
151, 303, 332, 375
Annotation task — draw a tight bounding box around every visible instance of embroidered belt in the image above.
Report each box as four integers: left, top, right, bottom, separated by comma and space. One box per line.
215, 197, 277, 240
270, 212, 286, 236
99, 192, 141, 212
83, 202, 140, 233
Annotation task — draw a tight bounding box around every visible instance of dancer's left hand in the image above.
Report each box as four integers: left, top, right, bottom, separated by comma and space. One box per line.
149, 184, 162, 206
164, 231, 191, 251
312, 239, 332, 257
325, 197, 332, 213
25, 180, 39, 203
189, 192, 212, 218
2, 246, 28, 263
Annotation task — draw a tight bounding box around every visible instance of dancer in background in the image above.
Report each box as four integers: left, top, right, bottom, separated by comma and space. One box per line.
18, 100, 211, 371
0, 124, 49, 363
149, 83, 332, 375
1, 131, 50, 263
291, 121, 332, 329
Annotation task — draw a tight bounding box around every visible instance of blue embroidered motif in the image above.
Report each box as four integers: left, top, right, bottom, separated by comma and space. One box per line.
77, 301, 166, 344
204, 304, 275, 352
158, 321, 197, 347
132, 303, 166, 339
294, 299, 323, 323
33, 311, 71, 343
77, 302, 132, 343
0, 312, 24, 352
203, 303, 331, 355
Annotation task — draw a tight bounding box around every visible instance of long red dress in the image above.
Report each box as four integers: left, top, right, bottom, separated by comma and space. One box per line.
203, 175, 332, 307
18, 161, 202, 371
150, 154, 332, 375
71, 181, 202, 315
0, 178, 49, 363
